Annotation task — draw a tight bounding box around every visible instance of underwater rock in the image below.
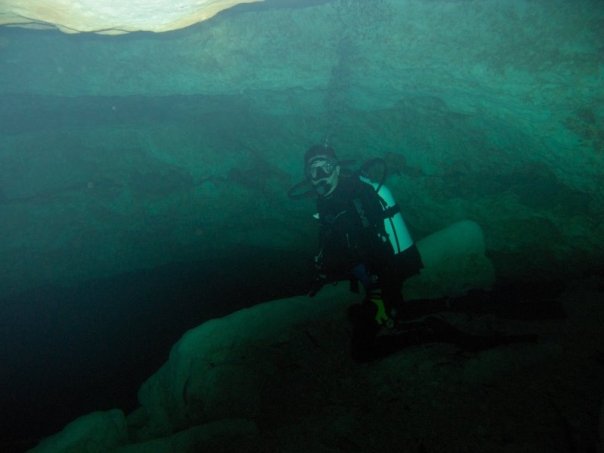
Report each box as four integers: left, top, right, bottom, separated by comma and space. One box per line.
113, 419, 258, 453
27, 274, 604, 453
0, 0, 261, 34
29, 409, 127, 453
404, 220, 495, 299
134, 284, 356, 438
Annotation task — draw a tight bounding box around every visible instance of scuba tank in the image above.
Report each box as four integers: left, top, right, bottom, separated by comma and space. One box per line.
359, 176, 413, 255
357, 158, 413, 256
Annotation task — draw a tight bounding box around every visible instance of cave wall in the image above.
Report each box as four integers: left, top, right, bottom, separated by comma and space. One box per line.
0, 0, 603, 297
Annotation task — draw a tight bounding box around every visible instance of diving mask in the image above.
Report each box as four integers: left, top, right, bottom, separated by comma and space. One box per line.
306, 158, 338, 181
306, 157, 340, 197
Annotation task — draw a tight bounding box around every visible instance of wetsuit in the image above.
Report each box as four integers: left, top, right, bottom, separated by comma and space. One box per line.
314, 174, 423, 361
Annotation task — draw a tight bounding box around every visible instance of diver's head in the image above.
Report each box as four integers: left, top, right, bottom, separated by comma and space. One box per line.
304, 144, 341, 198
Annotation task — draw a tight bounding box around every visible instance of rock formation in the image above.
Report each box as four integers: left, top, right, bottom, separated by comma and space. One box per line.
0, 0, 261, 34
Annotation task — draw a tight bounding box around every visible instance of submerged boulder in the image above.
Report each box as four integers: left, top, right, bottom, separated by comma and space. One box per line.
134, 284, 357, 438
28, 276, 604, 452
29, 409, 126, 453
28, 221, 498, 451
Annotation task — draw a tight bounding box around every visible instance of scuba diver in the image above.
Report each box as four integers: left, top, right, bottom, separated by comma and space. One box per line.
292, 143, 539, 362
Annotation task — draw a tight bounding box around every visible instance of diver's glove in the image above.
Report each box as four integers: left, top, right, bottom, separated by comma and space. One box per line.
308, 272, 327, 297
